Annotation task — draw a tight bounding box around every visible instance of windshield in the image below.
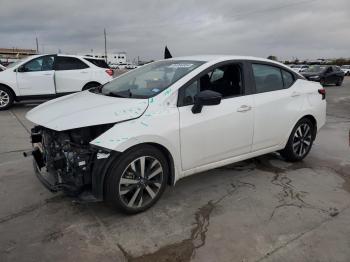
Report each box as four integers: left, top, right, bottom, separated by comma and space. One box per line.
6, 59, 26, 69
100, 60, 204, 98
341, 65, 350, 69
305, 65, 325, 73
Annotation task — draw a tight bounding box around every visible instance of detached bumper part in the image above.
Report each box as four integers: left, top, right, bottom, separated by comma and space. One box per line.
31, 150, 61, 192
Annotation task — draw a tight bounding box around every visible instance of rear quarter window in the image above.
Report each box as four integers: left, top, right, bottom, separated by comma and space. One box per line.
85, 58, 110, 68
252, 64, 284, 93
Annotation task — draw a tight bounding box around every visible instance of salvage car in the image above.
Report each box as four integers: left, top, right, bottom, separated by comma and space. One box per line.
25, 55, 326, 213
0, 54, 113, 110
301, 65, 344, 86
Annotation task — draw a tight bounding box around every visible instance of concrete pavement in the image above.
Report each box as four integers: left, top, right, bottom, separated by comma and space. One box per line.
1, 79, 350, 262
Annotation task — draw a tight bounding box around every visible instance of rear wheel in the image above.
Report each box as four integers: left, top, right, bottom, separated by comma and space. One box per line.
336, 78, 343, 86
280, 118, 315, 162
105, 145, 168, 214
82, 82, 101, 91
0, 86, 14, 110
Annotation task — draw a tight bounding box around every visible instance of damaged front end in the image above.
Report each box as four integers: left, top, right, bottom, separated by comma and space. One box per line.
25, 124, 115, 200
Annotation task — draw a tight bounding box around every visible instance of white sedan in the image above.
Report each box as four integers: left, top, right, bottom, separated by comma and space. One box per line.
26, 55, 326, 213
0, 54, 113, 109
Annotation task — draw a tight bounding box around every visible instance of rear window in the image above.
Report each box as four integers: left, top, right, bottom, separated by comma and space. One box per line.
85, 58, 109, 68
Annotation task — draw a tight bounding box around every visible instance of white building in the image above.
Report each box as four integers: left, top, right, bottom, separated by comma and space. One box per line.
79, 52, 127, 65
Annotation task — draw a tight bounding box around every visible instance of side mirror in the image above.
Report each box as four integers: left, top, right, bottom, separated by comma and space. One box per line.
192, 90, 222, 114
17, 66, 28, 73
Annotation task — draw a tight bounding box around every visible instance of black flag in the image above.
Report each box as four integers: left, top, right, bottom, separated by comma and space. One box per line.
164, 46, 172, 59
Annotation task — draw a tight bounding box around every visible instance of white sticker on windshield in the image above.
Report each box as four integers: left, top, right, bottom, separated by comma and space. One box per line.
152, 88, 160, 92
168, 64, 194, 68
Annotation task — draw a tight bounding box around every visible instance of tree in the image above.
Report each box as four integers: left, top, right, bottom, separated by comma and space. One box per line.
267, 55, 278, 61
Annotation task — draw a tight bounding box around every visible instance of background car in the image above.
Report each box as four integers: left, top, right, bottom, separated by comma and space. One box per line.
0, 54, 113, 109
0, 64, 6, 71
109, 63, 120, 69
26, 55, 326, 213
301, 65, 344, 86
290, 64, 309, 73
341, 65, 350, 76
125, 64, 139, 69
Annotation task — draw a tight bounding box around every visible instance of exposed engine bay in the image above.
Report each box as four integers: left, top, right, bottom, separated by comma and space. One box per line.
28, 124, 114, 196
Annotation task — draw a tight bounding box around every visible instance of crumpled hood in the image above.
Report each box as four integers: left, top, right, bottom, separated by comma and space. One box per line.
26, 91, 148, 131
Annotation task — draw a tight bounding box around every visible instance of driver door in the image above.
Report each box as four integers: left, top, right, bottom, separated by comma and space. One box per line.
178, 62, 254, 171
16, 55, 56, 96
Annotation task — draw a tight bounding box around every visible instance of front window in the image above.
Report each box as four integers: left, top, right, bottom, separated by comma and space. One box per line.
100, 60, 204, 98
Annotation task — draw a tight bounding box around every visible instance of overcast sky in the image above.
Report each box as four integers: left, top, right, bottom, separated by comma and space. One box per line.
1, 0, 349, 61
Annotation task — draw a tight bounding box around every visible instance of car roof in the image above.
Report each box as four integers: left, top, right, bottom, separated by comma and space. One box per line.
170, 55, 290, 70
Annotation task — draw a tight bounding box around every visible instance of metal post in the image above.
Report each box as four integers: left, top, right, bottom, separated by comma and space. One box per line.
104, 29, 107, 63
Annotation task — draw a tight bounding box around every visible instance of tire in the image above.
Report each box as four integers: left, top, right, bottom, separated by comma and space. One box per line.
82, 82, 101, 91
0, 86, 14, 110
280, 118, 315, 162
105, 145, 168, 214
336, 78, 343, 86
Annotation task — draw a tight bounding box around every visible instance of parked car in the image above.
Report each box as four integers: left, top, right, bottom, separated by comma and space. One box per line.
0, 54, 113, 110
0, 64, 6, 71
301, 65, 344, 86
290, 64, 309, 73
25, 55, 326, 213
340, 65, 350, 76
125, 64, 139, 69
109, 63, 120, 69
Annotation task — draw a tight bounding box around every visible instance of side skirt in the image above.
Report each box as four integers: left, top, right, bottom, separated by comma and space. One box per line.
16, 92, 75, 101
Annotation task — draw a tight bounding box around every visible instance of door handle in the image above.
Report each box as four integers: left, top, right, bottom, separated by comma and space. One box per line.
42, 73, 52, 76
291, 92, 301, 97
237, 105, 252, 112
80, 71, 88, 74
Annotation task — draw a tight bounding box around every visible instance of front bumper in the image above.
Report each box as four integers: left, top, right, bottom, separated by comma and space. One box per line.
26, 126, 114, 201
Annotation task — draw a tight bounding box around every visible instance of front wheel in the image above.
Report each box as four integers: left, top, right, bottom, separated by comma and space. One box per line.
105, 145, 168, 214
280, 118, 315, 162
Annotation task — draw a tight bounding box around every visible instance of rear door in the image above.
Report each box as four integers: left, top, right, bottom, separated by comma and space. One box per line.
16, 55, 56, 95
250, 62, 303, 151
178, 61, 254, 171
54, 56, 91, 93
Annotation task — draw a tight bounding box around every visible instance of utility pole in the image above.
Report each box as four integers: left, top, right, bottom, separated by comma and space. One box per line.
104, 28, 107, 63
36, 37, 39, 54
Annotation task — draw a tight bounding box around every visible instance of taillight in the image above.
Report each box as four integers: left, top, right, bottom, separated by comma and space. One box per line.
318, 88, 326, 100
105, 69, 113, 77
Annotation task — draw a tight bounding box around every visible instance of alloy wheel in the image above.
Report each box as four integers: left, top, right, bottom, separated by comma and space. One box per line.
118, 156, 164, 209
292, 123, 312, 157
0, 90, 10, 108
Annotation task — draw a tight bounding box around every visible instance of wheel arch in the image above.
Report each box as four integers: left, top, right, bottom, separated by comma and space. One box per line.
82, 81, 101, 91
94, 142, 177, 201
0, 83, 17, 101
281, 114, 318, 149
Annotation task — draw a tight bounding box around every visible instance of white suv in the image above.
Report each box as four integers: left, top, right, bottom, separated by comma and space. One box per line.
26, 55, 326, 213
0, 54, 113, 109
341, 65, 350, 76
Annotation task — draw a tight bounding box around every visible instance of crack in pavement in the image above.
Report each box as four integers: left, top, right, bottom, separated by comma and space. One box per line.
0, 195, 66, 224
0, 148, 32, 155
251, 155, 341, 220
118, 180, 256, 262
9, 109, 30, 134
255, 204, 350, 262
